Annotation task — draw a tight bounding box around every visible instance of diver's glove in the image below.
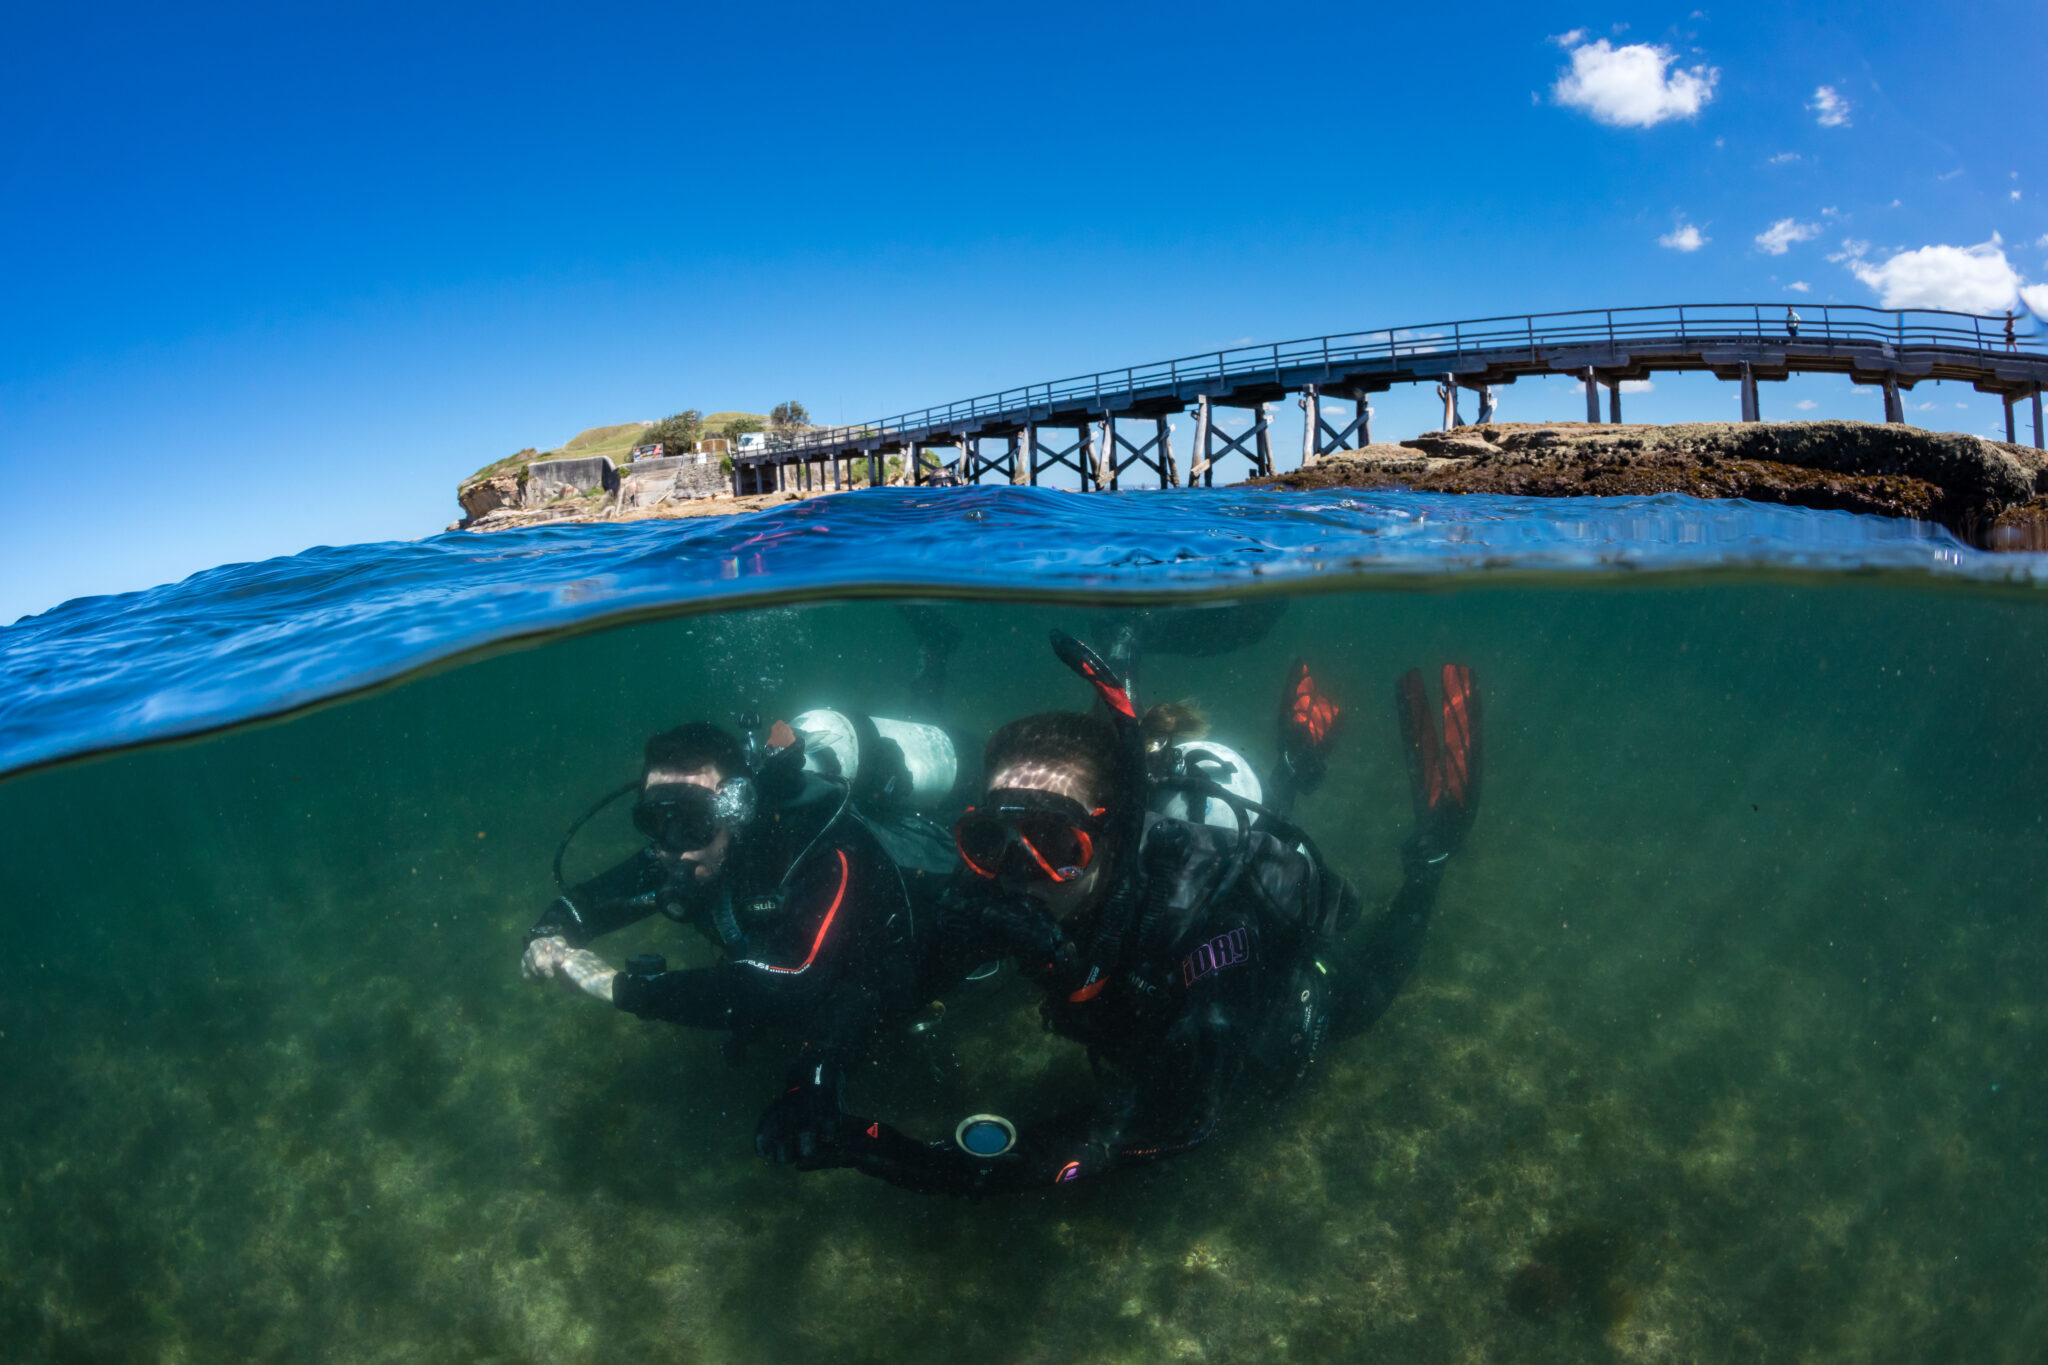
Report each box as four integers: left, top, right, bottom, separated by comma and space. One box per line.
933, 881, 1069, 984
1396, 664, 1483, 862
755, 1053, 854, 1169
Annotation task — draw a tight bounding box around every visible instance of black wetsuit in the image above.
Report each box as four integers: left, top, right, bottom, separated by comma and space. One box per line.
526, 775, 955, 1086
823, 813, 1446, 1196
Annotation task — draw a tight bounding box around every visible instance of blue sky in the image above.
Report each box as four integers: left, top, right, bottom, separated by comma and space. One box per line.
3, 1, 2044, 623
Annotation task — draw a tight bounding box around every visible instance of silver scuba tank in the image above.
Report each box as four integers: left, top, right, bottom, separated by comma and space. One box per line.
792, 708, 960, 808
1156, 739, 1263, 830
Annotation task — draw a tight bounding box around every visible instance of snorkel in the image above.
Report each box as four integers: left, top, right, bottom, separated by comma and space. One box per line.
1046, 629, 1150, 1002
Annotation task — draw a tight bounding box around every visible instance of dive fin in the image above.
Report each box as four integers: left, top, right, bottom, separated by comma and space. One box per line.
1396, 664, 1482, 857
1276, 660, 1343, 795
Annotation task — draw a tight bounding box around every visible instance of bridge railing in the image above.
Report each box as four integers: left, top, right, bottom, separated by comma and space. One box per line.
749, 303, 2042, 459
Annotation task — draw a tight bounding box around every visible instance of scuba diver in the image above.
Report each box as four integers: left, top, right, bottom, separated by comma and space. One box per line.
520, 707, 969, 1158
757, 631, 1481, 1195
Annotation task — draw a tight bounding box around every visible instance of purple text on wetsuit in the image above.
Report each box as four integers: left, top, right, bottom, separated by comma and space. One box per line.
1182, 927, 1251, 987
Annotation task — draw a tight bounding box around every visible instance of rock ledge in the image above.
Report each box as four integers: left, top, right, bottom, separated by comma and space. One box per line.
1254, 421, 2048, 550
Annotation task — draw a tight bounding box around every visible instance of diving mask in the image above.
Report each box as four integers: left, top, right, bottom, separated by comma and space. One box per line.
633, 777, 757, 853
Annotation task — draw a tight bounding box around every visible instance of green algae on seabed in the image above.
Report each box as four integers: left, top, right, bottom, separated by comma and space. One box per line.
2, 584, 2047, 1363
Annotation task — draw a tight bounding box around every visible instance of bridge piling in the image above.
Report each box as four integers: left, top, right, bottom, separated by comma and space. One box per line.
1883, 375, 1904, 424
1028, 421, 1091, 487
1740, 364, 1761, 423
1583, 368, 1600, 423
2006, 396, 2017, 444
1477, 385, 1498, 423
1300, 387, 1319, 468
1607, 381, 1622, 425
1302, 385, 1373, 460
2034, 387, 2044, 450
1190, 398, 1273, 484
1439, 375, 1464, 430
1102, 414, 1175, 488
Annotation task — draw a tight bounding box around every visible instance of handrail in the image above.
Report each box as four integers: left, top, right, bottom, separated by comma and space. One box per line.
744, 303, 2044, 460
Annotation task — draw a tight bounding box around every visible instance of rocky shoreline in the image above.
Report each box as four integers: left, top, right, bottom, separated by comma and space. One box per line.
1255, 420, 2048, 550
453, 420, 2048, 550
452, 484, 817, 534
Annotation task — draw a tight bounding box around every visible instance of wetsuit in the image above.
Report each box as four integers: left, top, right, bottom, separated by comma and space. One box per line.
526, 774, 954, 1112
811, 813, 1447, 1196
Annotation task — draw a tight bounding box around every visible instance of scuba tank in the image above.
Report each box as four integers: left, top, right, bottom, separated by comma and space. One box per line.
791, 708, 964, 809
1155, 740, 1263, 831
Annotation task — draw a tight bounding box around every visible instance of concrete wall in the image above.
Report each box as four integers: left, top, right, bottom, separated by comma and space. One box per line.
616, 454, 726, 509
523, 457, 616, 506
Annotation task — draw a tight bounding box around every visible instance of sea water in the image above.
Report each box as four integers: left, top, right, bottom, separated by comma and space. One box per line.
2, 487, 2044, 1363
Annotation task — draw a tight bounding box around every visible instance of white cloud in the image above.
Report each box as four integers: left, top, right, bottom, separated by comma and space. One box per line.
1915, 401, 1938, 412
1660, 222, 1708, 251
1826, 237, 1871, 263
1757, 218, 1822, 255
2012, 190, 2023, 201
1850, 387, 1873, 395
1551, 28, 1589, 46
2037, 234, 2048, 248
1847, 239, 2022, 311
1787, 281, 1810, 292
1795, 399, 1819, 410
1620, 380, 1655, 393
2023, 284, 2048, 316
1552, 39, 1719, 127
1768, 151, 1802, 165
1810, 86, 1851, 127
1938, 169, 1965, 182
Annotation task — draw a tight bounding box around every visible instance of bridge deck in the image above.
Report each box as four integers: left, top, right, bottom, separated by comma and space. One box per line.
734, 304, 2048, 482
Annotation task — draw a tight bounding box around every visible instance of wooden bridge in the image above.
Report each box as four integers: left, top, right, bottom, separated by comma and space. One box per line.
730, 303, 2048, 494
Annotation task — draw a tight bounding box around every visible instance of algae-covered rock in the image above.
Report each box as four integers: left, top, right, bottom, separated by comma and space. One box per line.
1268, 420, 2048, 548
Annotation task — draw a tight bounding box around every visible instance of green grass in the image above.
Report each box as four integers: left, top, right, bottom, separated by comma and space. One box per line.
560, 423, 654, 461
703, 411, 769, 435
461, 448, 541, 486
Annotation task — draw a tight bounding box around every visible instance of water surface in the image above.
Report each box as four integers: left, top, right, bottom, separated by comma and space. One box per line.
2, 489, 2044, 1362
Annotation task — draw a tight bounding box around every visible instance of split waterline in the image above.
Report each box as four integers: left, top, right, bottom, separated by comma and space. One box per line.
2, 488, 2044, 1361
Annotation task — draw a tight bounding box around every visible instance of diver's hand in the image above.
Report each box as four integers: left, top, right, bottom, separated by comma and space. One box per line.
521, 935, 571, 980
522, 937, 615, 1002
756, 1090, 854, 1169
756, 1058, 855, 1170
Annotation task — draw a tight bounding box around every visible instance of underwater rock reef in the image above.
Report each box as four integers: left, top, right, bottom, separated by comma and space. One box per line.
1259, 421, 2048, 549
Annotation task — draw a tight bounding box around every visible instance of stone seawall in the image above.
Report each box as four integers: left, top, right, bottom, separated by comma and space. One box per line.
455, 453, 731, 531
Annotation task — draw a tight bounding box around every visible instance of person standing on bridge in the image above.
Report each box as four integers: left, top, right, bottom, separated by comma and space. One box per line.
1786, 306, 1801, 340
2007, 310, 2019, 352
